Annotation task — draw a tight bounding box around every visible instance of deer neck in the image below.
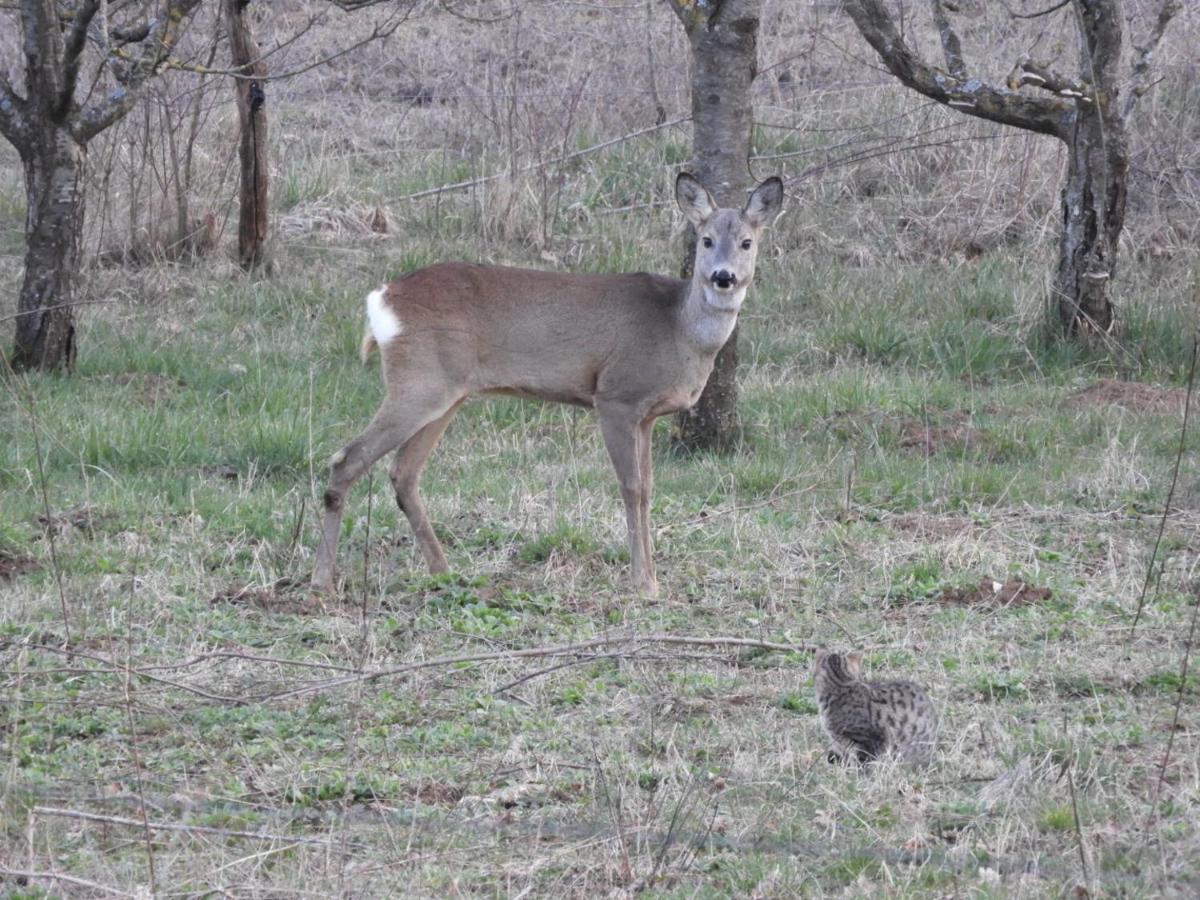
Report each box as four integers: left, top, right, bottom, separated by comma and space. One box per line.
681, 271, 745, 354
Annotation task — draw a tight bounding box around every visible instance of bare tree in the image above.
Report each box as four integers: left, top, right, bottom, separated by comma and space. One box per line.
0, 1, 204, 371
845, 0, 1181, 337
665, 0, 762, 452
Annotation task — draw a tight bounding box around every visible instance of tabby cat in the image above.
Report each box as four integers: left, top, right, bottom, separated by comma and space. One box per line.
812, 649, 939, 766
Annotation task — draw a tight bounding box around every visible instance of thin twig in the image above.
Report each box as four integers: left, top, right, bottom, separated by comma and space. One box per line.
120, 517, 158, 894
0, 358, 72, 645
1150, 585, 1200, 816
392, 115, 690, 202
1128, 333, 1199, 639
491, 650, 706, 697
1067, 761, 1093, 893
0, 298, 120, 322
31, 806, 340, 847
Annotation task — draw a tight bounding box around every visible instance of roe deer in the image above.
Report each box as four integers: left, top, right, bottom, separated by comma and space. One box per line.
312, 172, 784, 596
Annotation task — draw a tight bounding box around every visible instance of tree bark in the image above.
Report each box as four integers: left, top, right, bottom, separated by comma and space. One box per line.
670, 0, 760, 453
11, 126, 83, 371
226, 0, 271, 272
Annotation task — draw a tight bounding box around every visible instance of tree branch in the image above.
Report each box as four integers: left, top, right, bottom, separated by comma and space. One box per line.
1123, 0, 1181, 118
60, 0, 102, 112
22, 0, 67, 117
844, 0, 1072, 139
660, 0, 712, 33
0, 70, 31, 150
72, 0, 203, 142
1002, 0, 1070, 19
929, 0, 966, 80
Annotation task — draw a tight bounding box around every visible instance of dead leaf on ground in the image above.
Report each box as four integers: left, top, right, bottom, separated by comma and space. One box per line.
939, 578, 1052, 608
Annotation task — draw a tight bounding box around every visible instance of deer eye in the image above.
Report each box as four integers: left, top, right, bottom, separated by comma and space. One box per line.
701, 236, 714, 248
741, 239, 753, 250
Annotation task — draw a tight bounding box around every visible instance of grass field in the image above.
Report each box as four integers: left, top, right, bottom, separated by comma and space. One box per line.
3, 1, 1200, 896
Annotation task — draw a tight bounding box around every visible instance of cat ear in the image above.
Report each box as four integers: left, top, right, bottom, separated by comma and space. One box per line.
812, 648, 828, 672
846, 652, 864, 674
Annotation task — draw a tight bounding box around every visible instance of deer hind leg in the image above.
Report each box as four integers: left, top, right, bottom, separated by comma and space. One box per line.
389, 401, 462, 574
312, 391, 459, 593
597, 404, 658, 597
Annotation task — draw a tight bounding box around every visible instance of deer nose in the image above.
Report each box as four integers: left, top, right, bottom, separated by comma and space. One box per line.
711, 269, 736, 289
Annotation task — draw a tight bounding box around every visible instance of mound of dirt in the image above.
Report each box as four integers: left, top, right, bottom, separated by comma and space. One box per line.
1065, 379, 1188, 414
886, 514, 975, 539
896, 417, 989, 457
939, 578, 1052, 608
0, 553, 40, 579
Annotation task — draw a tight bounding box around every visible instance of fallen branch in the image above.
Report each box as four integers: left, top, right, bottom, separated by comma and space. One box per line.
11, 633, 815, 706
22, 644, 243, 704
0, 867, 130, 897
31, 806, 339, 847
254, 632, 814, 703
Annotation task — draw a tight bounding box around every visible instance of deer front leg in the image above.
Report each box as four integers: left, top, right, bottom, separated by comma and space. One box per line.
598, 404, 657, 597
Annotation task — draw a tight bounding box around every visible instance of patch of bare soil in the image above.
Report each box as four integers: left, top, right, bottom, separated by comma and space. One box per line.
0, 553, 40, 579
408, 781, 465, 806
210, 577, 323, 615
939, 578, 1052, 608
886, 513, 974, 539
896, 416, 989, 457
1065, 379, 1187, 414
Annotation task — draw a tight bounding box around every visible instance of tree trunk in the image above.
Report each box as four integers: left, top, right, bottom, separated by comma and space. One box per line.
226, 0, 270, 272
673, 0, 760, 453
11, 126, 83, 371
1053, 4, 1129, 337
1055, 105, 1126, 335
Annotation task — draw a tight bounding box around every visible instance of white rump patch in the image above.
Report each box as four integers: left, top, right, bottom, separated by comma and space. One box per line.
366, 285, 402, 346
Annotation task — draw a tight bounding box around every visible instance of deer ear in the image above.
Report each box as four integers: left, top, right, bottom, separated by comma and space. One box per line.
846, 651, 864, 675
676, 172, 717, 227
743, 176, 784, 228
